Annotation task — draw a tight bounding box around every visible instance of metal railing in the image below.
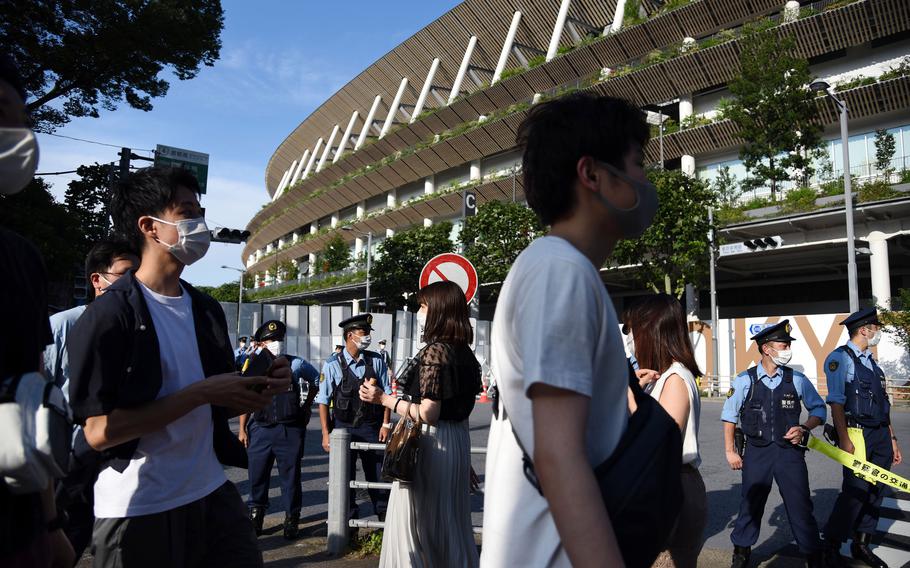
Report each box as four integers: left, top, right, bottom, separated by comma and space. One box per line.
887, 379, 910, 402
326, 428, 487, 556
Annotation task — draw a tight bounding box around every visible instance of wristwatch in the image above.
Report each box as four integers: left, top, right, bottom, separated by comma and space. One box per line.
382, 423, 393, 429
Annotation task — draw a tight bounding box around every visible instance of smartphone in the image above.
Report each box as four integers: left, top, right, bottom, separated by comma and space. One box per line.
242, 349, 274, 393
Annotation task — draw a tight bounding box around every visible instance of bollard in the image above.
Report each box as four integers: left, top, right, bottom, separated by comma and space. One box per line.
327, 428, 352, 556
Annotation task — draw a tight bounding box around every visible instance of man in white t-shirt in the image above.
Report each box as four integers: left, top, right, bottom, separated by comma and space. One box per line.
68, 167, 291, 567
481, 93, 659, 568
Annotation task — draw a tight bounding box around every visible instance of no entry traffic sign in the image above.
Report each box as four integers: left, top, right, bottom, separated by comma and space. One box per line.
419, 253, 478, 303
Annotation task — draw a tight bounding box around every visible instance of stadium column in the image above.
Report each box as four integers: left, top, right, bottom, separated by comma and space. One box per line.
356, 95, 383, 150
291, 150, 310, 185
867, 231, 892, 308
545, 0, 571, 62
412, 58, 440, 122
335, 112, 359, 164
357, 201, 366, 219
470, 160, 481, 181
608, 0, 627, 34
317, 124, 340, 172
302, 138, 323, 179
448, 36, 477, 105
380, 78, 409, 139
423, 176, 435, 227
331, 212, 339, 228
492, 12, 522, 85
679, 92, 696, 176
387, 188, 397, 209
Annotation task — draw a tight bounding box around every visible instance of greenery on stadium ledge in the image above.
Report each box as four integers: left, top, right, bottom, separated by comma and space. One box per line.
251, 0, 875, 242
245, 270, 367, 302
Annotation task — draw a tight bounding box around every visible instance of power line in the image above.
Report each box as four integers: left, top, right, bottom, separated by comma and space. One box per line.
35, 169, 80, 176
43, 132, 155, 153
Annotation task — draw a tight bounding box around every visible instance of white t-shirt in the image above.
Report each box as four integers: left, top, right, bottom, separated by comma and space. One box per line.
481, 236, 629, 568
94, 283, 226, 518
649, 362, 701, 468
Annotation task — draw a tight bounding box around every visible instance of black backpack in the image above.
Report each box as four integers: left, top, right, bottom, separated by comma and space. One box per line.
499, 363, 683, 567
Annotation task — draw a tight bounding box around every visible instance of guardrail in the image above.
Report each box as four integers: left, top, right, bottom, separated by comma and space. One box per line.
888, 379, 910, 402
326, 428, 487, 556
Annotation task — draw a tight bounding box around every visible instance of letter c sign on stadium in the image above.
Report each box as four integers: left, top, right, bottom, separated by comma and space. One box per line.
419, 253, 478, 303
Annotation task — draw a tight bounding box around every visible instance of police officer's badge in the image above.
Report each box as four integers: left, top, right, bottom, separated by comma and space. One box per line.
727, 387, 735, 398
367, 314, 373, 324
828, 360, 839, 372
785, 323, 792, 333
268, 322, 277, 331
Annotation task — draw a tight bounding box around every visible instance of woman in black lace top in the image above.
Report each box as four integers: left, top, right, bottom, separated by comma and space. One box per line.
360, 280, 481, 567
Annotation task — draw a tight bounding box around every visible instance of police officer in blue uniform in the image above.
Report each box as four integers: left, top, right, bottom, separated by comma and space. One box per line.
823, 308, 902, 568
239, 320, 320, 540
722, 320, 827, 568
316, 313, 392, 521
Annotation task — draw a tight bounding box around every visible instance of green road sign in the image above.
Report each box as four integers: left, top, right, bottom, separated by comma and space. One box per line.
155, 144, 209, 194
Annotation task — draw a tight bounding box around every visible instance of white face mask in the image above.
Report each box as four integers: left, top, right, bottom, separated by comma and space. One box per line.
0, 127, 39, 195
266, 341, 283, 356
624, 331, 636, 358
150, 216, 210, 265
357, 335, 372, 351
868, 329, 882, 347
769, 348, 792, 367
415, 311, 427, 338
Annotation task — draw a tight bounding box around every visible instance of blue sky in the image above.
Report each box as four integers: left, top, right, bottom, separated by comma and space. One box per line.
36, 0, 460, 287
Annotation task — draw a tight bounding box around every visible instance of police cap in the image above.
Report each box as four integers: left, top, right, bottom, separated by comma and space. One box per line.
339, 313, 373, 333
840, 307, 882, 331
254, 320, 286, 342
751, 320, 796, 345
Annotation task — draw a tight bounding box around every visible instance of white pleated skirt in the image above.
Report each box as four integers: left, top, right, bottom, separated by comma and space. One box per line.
379, 419, 479, 568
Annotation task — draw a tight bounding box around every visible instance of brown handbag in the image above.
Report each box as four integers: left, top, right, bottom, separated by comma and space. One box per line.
381, 403, 422, 482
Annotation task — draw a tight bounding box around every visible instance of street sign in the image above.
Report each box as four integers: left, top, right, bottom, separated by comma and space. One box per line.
155, 144, 209, 194
419, 253, 478, 303
719, 236, 784, 257
463, 190, 476, 217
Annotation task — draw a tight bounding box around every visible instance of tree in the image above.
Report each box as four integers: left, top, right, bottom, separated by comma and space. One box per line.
317, 235, 351, 273
726, 29, 823, 199
712, 166, 741, 206
459, 200, 544, 287
874, 129, 896, 179
65, 163, 113, 255
1, 1, 224, 132
880, 288, 910, 355
196, 281, 240, 303
277, 259, 299, 281
372, 222, 454, 310
0, 177, 82, 278
612, 169, 717, 298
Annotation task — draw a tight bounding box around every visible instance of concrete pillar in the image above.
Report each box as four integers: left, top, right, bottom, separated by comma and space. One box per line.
783, 0, 801, 23
679, 94, 695, 176
302, 138, 323, 179
386, 228, 395, 238
275, 169, 290, 196
317, 124, 340, 172
290, 152, 308, 185
334, 112, 359, 163
357, 200, 366, 219
356, 95, 382, 150
254, 273, 261, 287
387, 188, 397, 209
354, 237, 364, 258
424, 175, 435, 195
331, 212, 339, 228
608, 0, 627, 34
492, 12, 522, 85
423, 218, 433, 227
868, 232, 892, 307
546, 0, 572, 62
411, 58, 440, 122
308, 252, 317, 272
380, 78, 409, 139
310, 224, 318, 235
448, 36, 477, 104
292, 232, 299, 244
470, 159, 481, 181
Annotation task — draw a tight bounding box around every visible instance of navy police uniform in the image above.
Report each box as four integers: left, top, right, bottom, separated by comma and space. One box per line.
316, 314, 391, 520
246, 320, 319, 539
722, 320, 827, 563
823, 308, 894, 567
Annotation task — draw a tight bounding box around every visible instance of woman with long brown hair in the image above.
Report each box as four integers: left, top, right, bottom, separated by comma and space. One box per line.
629, 293, 707, 568
360, 280, 482, 567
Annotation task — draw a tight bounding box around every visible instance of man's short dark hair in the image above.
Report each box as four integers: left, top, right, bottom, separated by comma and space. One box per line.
84, 239, 137, 299
110, 166, 201, 253
517, 93, 649, 226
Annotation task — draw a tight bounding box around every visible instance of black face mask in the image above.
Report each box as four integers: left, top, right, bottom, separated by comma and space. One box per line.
594, 160, 659, 238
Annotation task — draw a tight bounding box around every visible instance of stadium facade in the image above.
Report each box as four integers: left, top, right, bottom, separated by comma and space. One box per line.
241, 0, 910, 325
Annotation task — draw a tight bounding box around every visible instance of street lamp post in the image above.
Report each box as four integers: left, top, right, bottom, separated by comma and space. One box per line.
646, 110, 668, 169
342, 227, 372, 312
810, 80, 859, 312
222, 265, 245, 339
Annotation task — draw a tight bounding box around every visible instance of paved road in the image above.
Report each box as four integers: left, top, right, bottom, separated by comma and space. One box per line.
79, 399, 910, 566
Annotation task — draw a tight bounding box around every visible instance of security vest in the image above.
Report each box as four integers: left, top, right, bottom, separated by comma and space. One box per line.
840, 346, 890, 428
253, 354, 306, 426
739, 366, 801, 448
333, 351, 384, 426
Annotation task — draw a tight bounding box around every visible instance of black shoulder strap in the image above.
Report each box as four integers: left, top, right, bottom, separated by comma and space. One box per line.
739, 367, 759, 417
782, 366, 794, 383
